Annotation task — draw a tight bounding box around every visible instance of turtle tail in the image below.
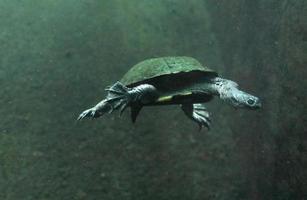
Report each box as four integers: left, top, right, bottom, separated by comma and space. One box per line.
105, 81, 131, 115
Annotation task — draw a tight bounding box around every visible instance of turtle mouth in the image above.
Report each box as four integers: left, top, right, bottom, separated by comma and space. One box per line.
256, 101, 262, 108
251, 99, 262, 110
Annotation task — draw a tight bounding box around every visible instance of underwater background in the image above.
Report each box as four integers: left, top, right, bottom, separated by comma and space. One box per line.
0, 0, 306, 199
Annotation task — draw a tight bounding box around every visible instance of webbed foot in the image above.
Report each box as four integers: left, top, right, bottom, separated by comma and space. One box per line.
181, 103, 211, 131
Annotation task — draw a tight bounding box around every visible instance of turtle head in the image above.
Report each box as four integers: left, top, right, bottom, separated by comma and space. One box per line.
226, 89, 262, 110
215, 78, 261, 110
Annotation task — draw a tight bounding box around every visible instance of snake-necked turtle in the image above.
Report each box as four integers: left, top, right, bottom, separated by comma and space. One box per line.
78, 56, 261, 130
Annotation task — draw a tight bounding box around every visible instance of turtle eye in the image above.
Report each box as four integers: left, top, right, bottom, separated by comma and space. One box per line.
247, 99, 255, 105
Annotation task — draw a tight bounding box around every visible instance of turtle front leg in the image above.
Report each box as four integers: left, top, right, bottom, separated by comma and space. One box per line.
181, 103, 211, 131
77, 81, 157, 120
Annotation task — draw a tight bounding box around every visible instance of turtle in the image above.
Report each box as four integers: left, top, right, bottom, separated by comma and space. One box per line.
78, 56, 261, 130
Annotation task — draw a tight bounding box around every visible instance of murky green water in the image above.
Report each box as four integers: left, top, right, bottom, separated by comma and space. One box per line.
0, 0, 306, 199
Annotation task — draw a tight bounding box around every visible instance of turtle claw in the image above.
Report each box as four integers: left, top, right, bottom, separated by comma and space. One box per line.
181, 103, 211, 131
193, 104, 211, 131
77, 108, 98, 120
77, 110, 89, 120
197, 115, 211, 131
77, 100, 113, 120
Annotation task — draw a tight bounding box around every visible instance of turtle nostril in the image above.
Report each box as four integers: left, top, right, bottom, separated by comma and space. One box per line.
256, 99, 262, 108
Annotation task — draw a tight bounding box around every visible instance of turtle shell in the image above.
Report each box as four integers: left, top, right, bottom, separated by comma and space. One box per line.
121, 56, 217, 86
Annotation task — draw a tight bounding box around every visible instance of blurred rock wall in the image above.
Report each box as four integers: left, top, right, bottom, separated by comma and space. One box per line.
207, 0, 307, 199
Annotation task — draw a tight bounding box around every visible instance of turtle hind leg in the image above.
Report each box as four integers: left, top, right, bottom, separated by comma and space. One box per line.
78, 82, 132, 120
106, 81, 157, 116
78, 81, 157, 121
181, 103, 211, 131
